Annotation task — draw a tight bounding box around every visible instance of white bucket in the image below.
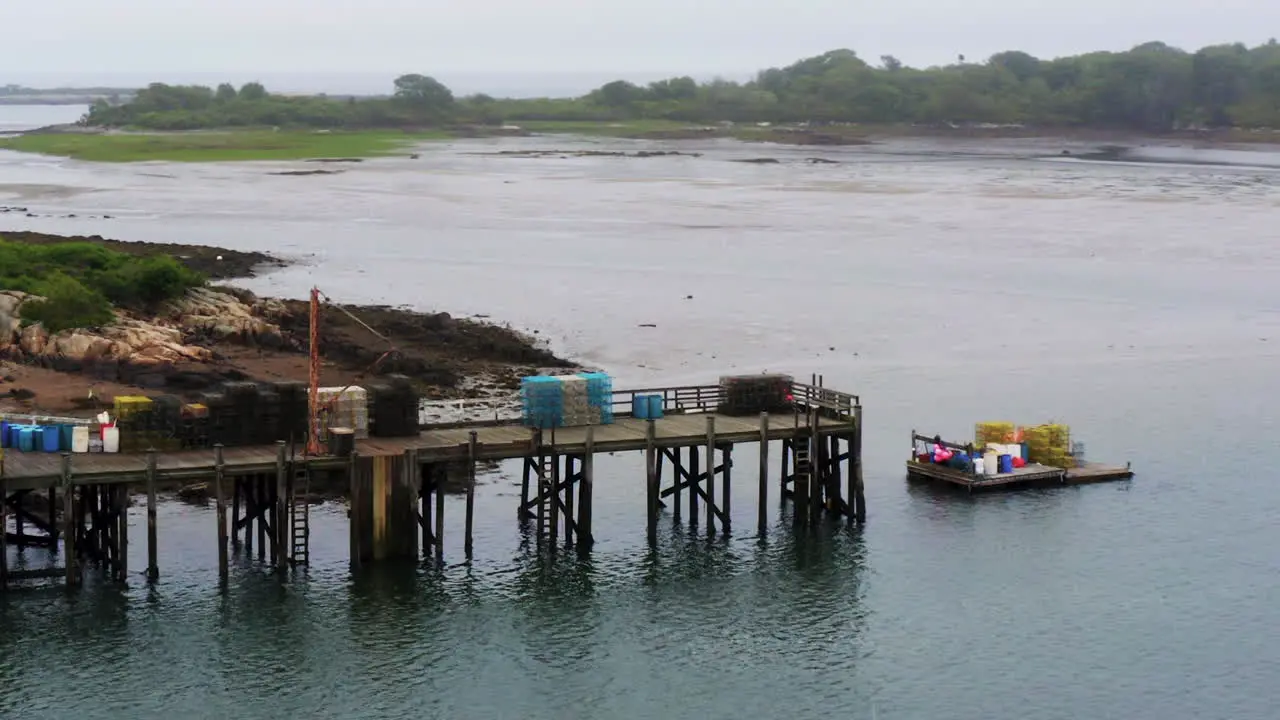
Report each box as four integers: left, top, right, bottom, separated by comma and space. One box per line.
973, 457, 985, 475
72, 426, 90, 453
102, 426, 120, 453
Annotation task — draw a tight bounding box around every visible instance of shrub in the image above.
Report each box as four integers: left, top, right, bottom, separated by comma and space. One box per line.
0, 236, 207, 332
18, 272, 115, 333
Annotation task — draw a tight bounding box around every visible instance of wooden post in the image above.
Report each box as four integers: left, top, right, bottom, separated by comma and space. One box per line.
853, 405, 866, 523
758, 413, 769, 535
0, 470, 7, 591
61, 453, 76, 588
809, 410, 822, 528
146, 451, 158, 581
256, 474, 267, 562
563, 455, 575, 547
465, 431, 477, 559
275, 441, 288, 570
579, 425, 594, 547
705, 416, 716, 535
214, 445, 228, 585
549, 449, 560, 546
520, 456, 531, 521
645, 419, 657, 543
420, 463, 431, 559
117, 483, 129, 582
688, 445, 699, 522
231, 476, 241, 548
348, 450, 361, 569
779, 438, 789, 497
434, 456, 444, 563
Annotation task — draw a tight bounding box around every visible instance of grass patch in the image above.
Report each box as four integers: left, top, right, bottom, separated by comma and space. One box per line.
0, 236, 204, 332
0, 129, 448, 162
518, 119, 702, 137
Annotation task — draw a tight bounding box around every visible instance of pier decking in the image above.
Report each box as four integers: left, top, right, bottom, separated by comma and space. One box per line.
1, 377, 865, 591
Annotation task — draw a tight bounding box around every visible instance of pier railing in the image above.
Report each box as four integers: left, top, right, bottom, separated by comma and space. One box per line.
417, 379, 861, 429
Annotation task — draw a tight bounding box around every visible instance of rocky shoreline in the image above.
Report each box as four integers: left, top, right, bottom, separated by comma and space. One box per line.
0, 231, 577, 418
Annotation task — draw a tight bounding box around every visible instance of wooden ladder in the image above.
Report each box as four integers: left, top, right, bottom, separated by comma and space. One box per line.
536, 454, 555, 526
289, 464, 311, 566
793, 439, 814, 500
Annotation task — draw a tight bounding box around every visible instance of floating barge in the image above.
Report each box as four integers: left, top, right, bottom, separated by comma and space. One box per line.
906, 431, 1133, 493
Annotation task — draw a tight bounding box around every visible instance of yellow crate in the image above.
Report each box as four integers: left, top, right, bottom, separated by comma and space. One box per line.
975, 421, 1016, 447
113, 395, 154, 419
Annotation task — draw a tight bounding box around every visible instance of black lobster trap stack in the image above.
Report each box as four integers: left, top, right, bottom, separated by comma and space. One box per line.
717, 374, 795, 416
369, 374, 420, 438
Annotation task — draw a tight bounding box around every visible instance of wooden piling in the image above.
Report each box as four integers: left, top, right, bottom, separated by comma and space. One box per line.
809, 410, 822, 528
520, 454, 531, 520
853, 404, 866, 523
231, 475, 241, 548
348, 450, 361, 569
146, 451, 158, 581
434, 458, 444, 563
117, 483, 129, 582
465, 432, 477, 558
214, 444, 228, 585
61, 453, 75, 588
705, 416, 716, 535
563, 456, 575, 547
579, 425, 594, 547
758, 413, 769, 535
688, 445, 699, 522
276, 442, 288, 570
645, 419, 657, 543
549, 450, 560, 546
1, 471, 8, 590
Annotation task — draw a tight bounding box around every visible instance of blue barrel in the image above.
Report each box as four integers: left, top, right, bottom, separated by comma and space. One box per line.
0, 421, 8, 448
998, 454, 1013, 474
42, 426, 61, 452
18, 427, 35, 452
632, 394, 650, 419
647, 394, 664, 419
60, 424, 75, 450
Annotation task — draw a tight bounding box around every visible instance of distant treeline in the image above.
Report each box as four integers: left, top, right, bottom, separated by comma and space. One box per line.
87, 41, 1280, 133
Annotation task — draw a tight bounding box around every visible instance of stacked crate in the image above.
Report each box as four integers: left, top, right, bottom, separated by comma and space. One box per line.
520, 376, 564, 429
717, 374, 794, 416
224, 382, 262, 447
1023, 424, 1073, 468
369, 375, 420, 438
180, 403, 210, 449
520, 373, 614, 429
975, 422, 1017, 448
113, 396, 154, 453
199, 390, 234, 446
274, 381, 309, 443
318, 386, 369, 439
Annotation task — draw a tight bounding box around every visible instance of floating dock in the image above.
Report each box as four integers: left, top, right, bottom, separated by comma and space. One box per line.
906, 432, 1133, 492
0, 377, 864, 590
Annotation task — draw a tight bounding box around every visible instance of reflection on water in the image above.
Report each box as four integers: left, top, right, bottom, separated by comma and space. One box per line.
2, 126, 1280, 719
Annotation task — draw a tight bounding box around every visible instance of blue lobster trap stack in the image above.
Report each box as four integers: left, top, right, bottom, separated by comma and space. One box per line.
521, 372, 614, 429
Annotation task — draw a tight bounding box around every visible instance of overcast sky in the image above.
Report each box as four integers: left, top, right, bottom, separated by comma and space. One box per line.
5, 0, 1280, 94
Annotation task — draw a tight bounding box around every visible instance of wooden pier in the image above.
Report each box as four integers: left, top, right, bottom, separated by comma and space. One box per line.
0, 378, 863, 590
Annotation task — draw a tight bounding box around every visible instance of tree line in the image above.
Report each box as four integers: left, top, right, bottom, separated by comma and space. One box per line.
86, 41, 1280, 133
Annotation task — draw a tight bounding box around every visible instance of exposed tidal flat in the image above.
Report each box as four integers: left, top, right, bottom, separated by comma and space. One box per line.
1, 104, 1280, 719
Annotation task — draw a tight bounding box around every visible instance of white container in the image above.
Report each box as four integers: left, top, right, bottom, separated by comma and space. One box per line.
983, 450, 999, 475
973, 457, 985, 475
72, 426, 90, 453
102, 426, 120, 453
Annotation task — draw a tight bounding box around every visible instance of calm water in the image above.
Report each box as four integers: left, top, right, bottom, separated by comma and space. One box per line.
3, 111, 1280, 718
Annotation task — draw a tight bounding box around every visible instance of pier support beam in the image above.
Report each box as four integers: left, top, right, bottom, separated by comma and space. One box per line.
62, 454, 77, 588
578, 426, 595, 549
645, 419, 658, 544
214, 444, 228, 586
758, 412, 769, 535
146, 451, 158, 581
465, 433, 477, 559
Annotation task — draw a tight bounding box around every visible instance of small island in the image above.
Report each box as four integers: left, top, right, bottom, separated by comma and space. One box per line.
3, 40, 1280, 162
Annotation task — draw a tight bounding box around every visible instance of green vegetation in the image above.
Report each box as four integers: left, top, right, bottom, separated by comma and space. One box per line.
0, 129, 443, 162
0, 237, 204, 332
60, 41, 1280, 137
